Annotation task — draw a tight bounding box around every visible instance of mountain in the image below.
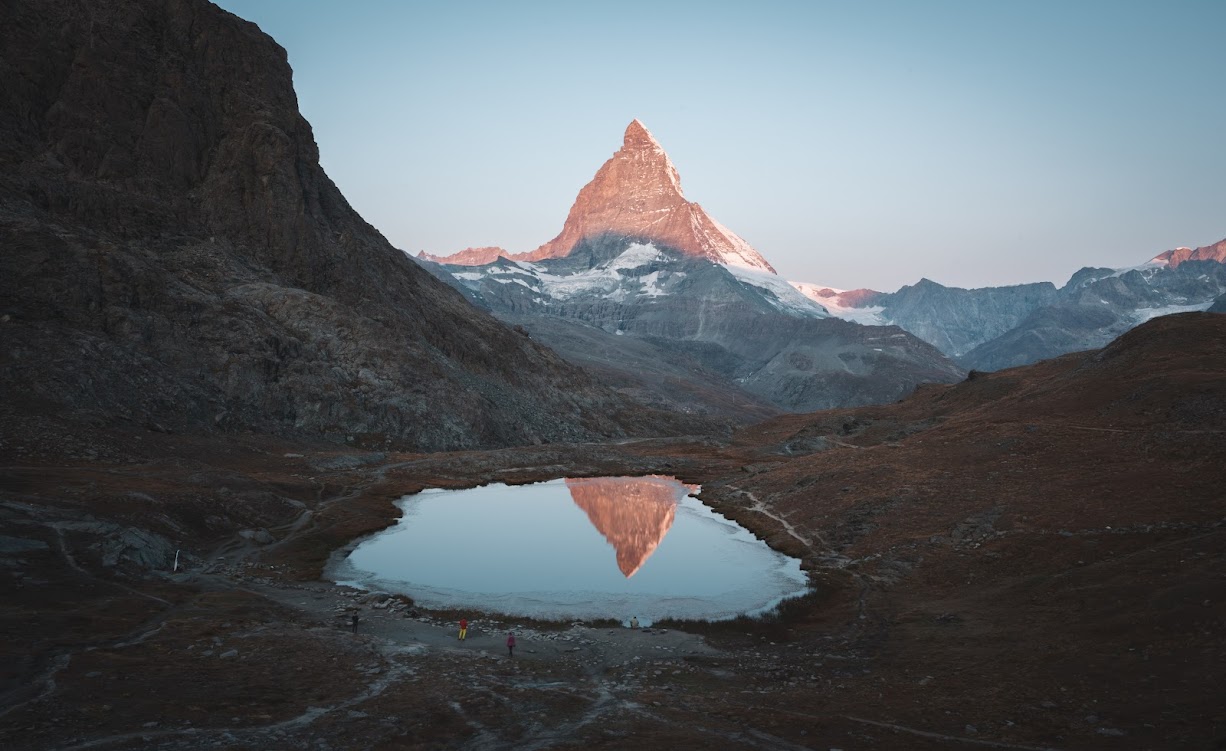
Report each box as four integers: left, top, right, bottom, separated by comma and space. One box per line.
418, 121, 964, 416
796, 240, 1226, 372
795, 279, 1060, 357
423, 120, 776, 273
0, 0, 698, 450
959, 254, 1226, 370
1154, 238, 1226, 268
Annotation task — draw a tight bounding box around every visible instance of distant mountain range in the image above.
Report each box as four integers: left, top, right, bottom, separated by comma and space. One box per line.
419, 120, 1224, 417
794, 238, 1226, 370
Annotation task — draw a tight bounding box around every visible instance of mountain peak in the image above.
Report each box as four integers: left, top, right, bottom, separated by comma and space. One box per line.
428, 122, 776, 274
624, 118, 660, 148
522, 123, 775, 273
1151, 237, 1226, 268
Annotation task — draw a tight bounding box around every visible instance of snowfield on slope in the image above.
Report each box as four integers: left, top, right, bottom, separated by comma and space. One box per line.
790, 281, 886, 325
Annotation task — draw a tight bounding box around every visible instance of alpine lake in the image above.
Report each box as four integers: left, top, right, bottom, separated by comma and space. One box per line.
326, 476, 809, 626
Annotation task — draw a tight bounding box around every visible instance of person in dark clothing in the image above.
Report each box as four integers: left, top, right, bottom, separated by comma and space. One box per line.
506, 632, 516, 657
350, 613, 360, 634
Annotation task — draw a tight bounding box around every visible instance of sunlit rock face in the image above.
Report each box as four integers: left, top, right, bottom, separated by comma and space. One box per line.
1152, 239, 1226, 269
566, 476, 692, 577
427, 120, 776, 273
418, 246, 509, 265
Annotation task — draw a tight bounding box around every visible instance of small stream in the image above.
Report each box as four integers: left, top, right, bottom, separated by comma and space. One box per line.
326, 476, 808, 624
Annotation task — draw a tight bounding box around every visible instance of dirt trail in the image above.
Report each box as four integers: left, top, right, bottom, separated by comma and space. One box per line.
247, 578, 721, 669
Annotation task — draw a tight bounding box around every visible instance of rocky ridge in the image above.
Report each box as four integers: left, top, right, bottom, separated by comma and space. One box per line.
1154, 238, 1226, 268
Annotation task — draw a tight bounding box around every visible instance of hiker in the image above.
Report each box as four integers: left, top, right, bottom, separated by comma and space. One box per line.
350, 612, 360, 634
458, 618, 468, 641
630, 616, 639, 629
506, 632, 516, 657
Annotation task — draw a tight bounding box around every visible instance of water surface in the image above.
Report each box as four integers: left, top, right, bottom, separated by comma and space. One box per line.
327, 476, 807, 623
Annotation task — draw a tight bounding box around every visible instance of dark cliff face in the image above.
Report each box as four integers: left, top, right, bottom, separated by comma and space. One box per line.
0, 0, 676, 449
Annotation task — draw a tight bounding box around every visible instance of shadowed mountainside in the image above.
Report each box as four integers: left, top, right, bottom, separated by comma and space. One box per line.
0, 0, 705, 450
697, 312, 1226, 745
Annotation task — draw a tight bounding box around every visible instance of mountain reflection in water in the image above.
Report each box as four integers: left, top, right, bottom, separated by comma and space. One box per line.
328, 476, 809, 622
566, 476, 698, 578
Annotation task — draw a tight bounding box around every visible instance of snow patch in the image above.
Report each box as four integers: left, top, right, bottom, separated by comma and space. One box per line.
722, 265, 829, 318
1129, 301, 1214, 324
790, 282, 887, 325
703, 214, 775, 273
1111, 259, 1169, 278
502, 242, 667, 301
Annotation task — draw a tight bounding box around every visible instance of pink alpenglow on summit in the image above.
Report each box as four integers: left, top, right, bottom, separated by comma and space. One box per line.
418, 246, 509, 265
425, 120, 777, 274
1150, 238, 1226, 269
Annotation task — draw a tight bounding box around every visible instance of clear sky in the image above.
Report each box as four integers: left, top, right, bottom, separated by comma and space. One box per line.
213, 0, 1225, 292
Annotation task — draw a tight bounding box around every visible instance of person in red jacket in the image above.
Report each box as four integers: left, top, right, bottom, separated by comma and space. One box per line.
458, 618, 468, 641
506, 632, 516, 657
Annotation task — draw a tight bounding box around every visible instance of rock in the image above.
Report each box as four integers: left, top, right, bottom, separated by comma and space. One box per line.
0, 536, 50, 555
238, 529, 274, 545
74, 524, 177, 570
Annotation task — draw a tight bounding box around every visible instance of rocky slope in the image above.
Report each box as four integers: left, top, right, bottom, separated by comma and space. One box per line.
859, 278, 1058, 357
423, 120, 776, 273
422, 236, 964, 415
0, 0, 700, 450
